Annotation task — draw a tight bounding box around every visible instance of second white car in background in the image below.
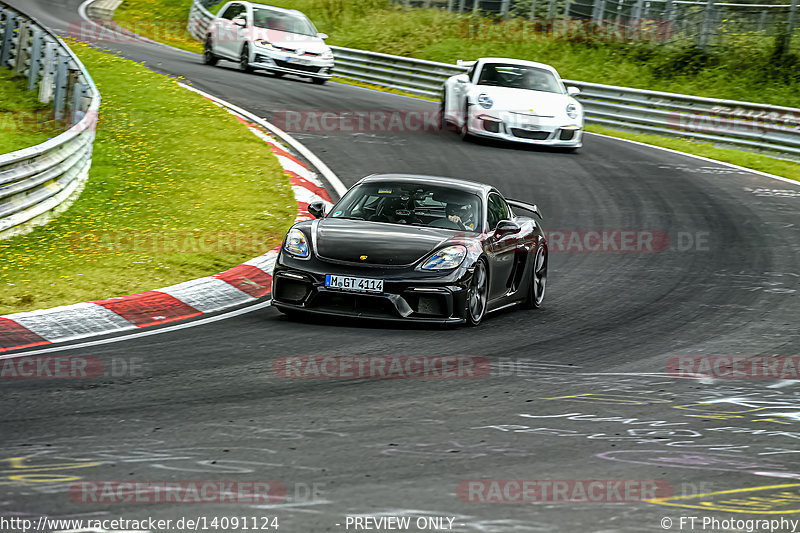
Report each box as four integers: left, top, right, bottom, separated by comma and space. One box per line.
441, 57, 584, 150
204, 1, 334, 84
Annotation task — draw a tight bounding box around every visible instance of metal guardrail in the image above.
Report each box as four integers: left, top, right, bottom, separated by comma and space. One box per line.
0, 1, 100, 240
187, 0, 799, 158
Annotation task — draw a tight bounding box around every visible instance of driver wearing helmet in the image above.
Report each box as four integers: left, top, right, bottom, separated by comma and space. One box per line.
446, 202, 475, 230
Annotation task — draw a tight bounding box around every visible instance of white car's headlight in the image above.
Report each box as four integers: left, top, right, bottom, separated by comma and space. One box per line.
284, 228, 309, 258
420, 245, 467, 270
321, 50, 334, 60
255, 39, 274, 49
477, 93, 493, 109
566, 103, 578, 119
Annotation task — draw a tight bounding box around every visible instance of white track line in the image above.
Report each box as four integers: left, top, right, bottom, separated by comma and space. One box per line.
0, 300, 272, 360
584, 132, 800, 187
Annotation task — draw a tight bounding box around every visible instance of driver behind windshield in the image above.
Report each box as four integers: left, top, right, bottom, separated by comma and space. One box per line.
446, 201, 476, 231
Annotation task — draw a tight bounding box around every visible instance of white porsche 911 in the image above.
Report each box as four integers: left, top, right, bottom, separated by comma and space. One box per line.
441, 57, 584, 150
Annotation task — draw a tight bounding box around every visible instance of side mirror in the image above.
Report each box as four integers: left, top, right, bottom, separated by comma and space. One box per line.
232, 18, 247, 28
567, 86, 581, 97
495, 219, 521, 236
455, 74, 469, 84
317, 32, 329, 40
308, 201, 326, 219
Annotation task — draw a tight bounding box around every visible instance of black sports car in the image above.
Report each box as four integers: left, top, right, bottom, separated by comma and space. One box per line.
272, 174, 547, 325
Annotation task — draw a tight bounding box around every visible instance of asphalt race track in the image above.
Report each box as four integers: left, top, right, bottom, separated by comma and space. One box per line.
2, 0, 800, 531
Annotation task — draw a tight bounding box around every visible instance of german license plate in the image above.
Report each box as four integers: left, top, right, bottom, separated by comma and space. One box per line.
325, 275, 384, 293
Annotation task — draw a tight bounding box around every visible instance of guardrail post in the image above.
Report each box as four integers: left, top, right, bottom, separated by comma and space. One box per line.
473, 0, 480, 15
547, 0, 557, 19
13, 18, 30, 75
563, 0, 572, 18
52, 51, 68, 120
786, 0, 798, 52
38, 40, 56, 103
459, 0, 466, 13
27, 26, 43, 91
71, 82, 88, 125
757, 10, 767, 33
500, 0, 510, 16
631, 0, 644, 25
0, 10, 17, 67
698, 0, 715, 49
593, 0, 607, 24
664, 0, 675, 29
529, 0, 537, 19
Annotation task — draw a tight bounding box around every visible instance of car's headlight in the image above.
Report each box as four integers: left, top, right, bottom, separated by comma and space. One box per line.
477, 93, 493, 109
321, 50, 334, 60
284, 228, 309, 258
566, 103, 578, 119
255, 39, 274, 49
420, 245, 467, 270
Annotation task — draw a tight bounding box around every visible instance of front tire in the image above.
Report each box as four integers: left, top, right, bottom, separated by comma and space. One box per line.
311, 77, 327, 85
524, 246, 547, 309
460, 103, 472, 142
239, 44, 254, 73
438, 92, 448, 130
466, 259, 489, 326
203, 37, 218, 66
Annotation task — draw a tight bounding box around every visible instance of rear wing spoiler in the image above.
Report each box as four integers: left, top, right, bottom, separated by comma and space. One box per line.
507, 199, 543, 220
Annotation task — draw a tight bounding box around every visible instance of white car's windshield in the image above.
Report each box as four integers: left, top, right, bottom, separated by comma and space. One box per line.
252, 8, 317, 36
330, 183, 482, 232
477, 63, 563, 94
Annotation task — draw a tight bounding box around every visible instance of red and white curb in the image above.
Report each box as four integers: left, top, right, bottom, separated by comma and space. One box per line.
0, 94, 335, 353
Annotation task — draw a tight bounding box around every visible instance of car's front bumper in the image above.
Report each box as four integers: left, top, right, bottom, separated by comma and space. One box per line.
468, 112, 583, 147
251, 48, 334, 79
272, 252, 471, 323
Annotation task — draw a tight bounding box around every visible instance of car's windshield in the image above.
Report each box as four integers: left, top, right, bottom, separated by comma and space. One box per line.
330, 182, 482, 232
252, 7, 317, 36
476, 63, 563, 94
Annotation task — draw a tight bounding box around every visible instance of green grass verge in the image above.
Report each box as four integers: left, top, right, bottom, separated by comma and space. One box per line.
0, 40, 296, 315
115, 0, 204, 54
260, 0, 800, 108
0, 69, 63, 154
117, 0, 799, 107
110, 0, 799, 180
585, 126, 799, 182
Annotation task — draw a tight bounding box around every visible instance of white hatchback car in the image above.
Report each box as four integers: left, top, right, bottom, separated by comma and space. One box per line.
441, 57, 583, 150
204, 1, 334, 84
